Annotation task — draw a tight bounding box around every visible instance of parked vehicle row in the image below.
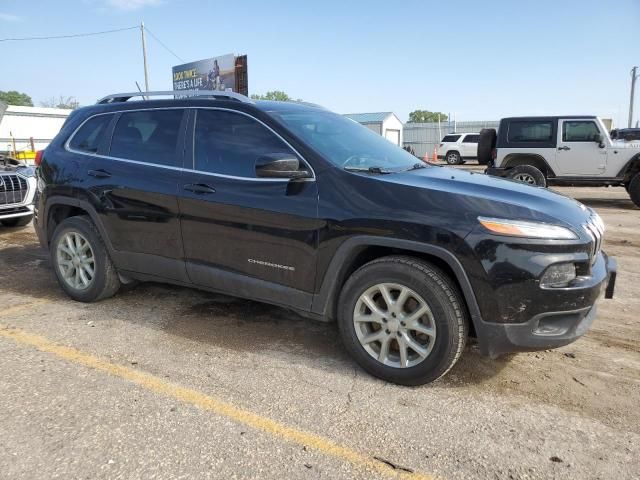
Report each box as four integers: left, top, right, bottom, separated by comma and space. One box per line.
477, 116, 640, 207
33, 91, 616, 385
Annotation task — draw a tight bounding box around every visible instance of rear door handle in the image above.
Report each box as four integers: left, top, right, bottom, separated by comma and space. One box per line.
184, 183, 216, 194
557, 146, 571, 151
87, 169, 111, 178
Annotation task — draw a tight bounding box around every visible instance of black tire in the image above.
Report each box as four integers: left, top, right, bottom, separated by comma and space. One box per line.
337, 256, 468, 386
1, 214, 33, 227
50, 215, 120, 302
445, 151, 462, 165
506, 164, 547, 187
477, 128, 497, 165
628, 174, 640, 208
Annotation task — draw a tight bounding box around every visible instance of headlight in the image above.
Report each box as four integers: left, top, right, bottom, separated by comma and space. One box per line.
478, 217, 578, 240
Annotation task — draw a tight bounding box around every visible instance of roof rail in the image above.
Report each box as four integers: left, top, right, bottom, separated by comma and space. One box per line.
96, 90, 254, 105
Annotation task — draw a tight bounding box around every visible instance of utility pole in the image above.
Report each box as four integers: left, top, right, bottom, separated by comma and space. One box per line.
140, 22, 150, 93
630, 66, 639, 128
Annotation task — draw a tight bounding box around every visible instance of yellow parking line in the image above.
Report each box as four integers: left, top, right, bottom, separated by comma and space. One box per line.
0, 324, 436, 480
0, 299, 52, 318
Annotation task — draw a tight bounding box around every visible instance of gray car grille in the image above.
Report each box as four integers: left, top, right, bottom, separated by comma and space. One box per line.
583, 213, 605, 263
0, 174, 28, 206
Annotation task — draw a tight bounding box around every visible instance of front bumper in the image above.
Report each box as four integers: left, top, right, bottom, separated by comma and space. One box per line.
475, 253, 616, 358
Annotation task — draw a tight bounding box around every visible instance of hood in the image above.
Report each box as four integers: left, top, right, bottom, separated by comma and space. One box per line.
380, 165, 593, 229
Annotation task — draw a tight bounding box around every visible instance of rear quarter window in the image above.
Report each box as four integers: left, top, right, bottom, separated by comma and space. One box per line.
507, 121, 553, 143
68, 114, 113, 154
462, 134, 480, 143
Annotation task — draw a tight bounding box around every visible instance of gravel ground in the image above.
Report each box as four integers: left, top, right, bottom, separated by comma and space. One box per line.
0, 184, 638, 479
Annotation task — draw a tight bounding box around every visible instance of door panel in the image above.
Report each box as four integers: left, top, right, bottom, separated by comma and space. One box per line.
556, 119, 606, 175
84, 108, 188, 281
178, 108, 321, 302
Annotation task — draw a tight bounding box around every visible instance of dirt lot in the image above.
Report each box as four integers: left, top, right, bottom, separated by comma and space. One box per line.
0, 185, 638, 479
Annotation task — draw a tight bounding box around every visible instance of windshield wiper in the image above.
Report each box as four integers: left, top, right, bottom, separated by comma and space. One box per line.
344, 166, 393, 174
405, 163, 427, 171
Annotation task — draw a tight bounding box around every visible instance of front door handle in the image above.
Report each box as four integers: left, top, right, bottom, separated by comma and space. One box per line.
557, 146, 571, 151
184, 183, 216, 194
87, 169, 111, 178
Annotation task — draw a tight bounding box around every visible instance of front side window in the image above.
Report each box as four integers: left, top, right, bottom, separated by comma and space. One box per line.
462, 134, 479, 143
442, 135, 461, 143
563, 121, 600, 142
194, 109, 301, 177
69, 114, 112, 153
109, 109, 184, 166
507, 121, 553, 143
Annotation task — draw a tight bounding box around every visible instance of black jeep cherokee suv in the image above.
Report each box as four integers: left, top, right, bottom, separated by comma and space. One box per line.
34, 91, 616, 385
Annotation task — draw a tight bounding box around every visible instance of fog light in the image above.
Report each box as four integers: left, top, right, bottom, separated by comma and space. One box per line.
540, 263, 576, 288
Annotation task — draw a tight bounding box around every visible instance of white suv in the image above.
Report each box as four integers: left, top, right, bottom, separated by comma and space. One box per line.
437, 133, 480, 165
0, 158, 36, 227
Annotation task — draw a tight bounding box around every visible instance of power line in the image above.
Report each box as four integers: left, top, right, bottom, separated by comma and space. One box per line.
144, 27, 185, 63
0, 26, 138, 42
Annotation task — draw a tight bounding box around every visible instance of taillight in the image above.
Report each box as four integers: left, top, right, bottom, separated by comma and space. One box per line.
491, 148, 497, 160
34, 150, 44, 166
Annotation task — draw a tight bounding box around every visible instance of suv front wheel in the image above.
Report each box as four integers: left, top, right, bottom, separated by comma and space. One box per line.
337, 256, 468, 385
50, 216, 121, 302
506, 165, 547, 187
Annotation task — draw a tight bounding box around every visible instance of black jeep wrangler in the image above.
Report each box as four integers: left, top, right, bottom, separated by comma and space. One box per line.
34, 91, 616, 385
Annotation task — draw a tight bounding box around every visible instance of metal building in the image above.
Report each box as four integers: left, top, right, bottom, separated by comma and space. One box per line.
404, 120, 499, 158
343, 112, 404, 146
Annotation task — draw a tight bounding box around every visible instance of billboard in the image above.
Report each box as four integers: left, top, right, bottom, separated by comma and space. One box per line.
172, 54, 248, 96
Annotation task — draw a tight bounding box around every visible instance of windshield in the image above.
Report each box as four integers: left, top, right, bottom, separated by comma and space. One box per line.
271, 109, 423, 172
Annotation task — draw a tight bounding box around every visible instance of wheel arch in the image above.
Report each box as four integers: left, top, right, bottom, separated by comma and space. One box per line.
44, 196, 115, 255
618, 153, 640, 183
501, 153, 555, 177
311, 236, 483, 338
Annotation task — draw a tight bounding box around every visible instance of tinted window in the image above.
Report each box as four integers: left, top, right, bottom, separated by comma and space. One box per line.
462, 134, 480, 143
442, 135, 461, 143
110, 110, 184, 166
563, 121, 600, 142
507, 121, 553, 143
194, 109, 299, 177
69, 114, 112, 153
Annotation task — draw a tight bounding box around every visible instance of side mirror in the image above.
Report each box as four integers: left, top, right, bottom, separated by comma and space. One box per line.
255, 154, 310, 179
594, 133, 605, 148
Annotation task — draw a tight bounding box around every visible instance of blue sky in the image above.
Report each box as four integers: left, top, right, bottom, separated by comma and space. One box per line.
1, 0, 639, 125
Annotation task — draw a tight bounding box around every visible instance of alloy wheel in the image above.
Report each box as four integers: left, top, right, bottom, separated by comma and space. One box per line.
56, 231, 95, 291
353, 283, 436, 368
513, 173, 536, 185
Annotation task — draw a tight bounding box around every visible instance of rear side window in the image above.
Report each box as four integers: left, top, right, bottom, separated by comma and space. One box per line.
507, 121, 553, 143
194, 109, 298, 177
69, 114, 112, 153
562, 121, 600, 142
441, 135, 461, 143
462, 134, 480, 143
109, 109, 184, 166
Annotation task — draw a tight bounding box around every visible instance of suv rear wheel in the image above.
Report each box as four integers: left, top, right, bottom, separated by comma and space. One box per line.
50, 216, 120, 302
506, 165, 546, 187
445, 151, 462, 165
337, 256, 468, 385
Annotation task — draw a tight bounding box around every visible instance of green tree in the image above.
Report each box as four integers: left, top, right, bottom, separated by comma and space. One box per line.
250, 90, 300, 102
407, 110, 448, 123
0, 90, 33, 106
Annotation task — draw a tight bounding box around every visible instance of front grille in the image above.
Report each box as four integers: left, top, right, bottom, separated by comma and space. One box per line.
0, 174, 28, 206
583, 212, 605, 263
